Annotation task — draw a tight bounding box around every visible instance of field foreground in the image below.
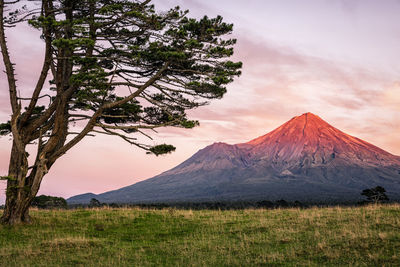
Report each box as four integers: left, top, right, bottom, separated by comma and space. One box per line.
1, 205, 399, 266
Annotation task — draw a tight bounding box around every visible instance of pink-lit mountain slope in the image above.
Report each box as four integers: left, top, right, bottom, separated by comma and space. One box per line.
69, 113, 400, 204
247, 112, 399, 167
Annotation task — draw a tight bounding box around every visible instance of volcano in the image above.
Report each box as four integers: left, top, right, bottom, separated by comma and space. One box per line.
68, 113, 400, 204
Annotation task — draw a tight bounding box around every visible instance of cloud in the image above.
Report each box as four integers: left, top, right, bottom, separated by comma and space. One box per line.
156, 31, 400, 155
382, 81, 400, 110
338, 0, 361, 14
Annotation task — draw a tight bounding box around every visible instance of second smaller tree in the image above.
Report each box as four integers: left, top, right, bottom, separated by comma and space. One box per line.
361, 186, 389, 204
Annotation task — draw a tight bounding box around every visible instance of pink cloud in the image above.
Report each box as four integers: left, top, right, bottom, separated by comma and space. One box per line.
157, 33, 400, 155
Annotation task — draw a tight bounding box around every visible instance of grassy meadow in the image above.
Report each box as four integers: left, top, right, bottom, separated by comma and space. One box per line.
1, 204, 399, 266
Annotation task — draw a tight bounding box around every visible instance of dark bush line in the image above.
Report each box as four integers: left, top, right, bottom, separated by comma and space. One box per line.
70, 199, 300, 210
67, 199, 398, 211
1, 200, 398, 211
31, 195, 68, 209
67, 186, 394, 210
126, 199, 302, 210
1, 185, 395, 211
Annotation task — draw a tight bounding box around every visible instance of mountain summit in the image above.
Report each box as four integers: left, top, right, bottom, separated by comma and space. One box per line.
68, 113, 400, 204
246, 112, 397, 169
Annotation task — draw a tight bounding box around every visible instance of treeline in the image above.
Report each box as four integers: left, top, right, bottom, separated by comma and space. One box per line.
1, 199, 396, 210
69, 186, 393, 210
1, 198, 305, 210
70, 199, 305, 210
0, 186, 392, 210
0, 195, 67, 210
71, 198, 382, 210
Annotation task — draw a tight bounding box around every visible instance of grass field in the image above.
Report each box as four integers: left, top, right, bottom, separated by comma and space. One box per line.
1, 204, 399, 266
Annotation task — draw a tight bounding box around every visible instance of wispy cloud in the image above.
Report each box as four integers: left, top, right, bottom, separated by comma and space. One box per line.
158, 31, 400, 154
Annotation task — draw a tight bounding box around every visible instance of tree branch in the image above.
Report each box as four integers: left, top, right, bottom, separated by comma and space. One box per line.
21, 0, 52, 125
97, 127, 151, 151
50, 61, 170, 161
0, 0, 19, 114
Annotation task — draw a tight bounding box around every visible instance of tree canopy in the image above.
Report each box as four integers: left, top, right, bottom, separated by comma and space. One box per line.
0, 0, 241, 224
361, 186, 389, 204
31, 195, 67, 209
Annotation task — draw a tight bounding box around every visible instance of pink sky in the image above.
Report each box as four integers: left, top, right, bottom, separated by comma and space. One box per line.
1, 0, 400, 204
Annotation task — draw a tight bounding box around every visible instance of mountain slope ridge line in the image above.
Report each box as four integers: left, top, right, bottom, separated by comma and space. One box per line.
68, 112, 400, 204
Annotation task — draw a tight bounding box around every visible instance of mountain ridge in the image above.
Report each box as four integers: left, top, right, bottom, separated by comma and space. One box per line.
68, 112, 400, 204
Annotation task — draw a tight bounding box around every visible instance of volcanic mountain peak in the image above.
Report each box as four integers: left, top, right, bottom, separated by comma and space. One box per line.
286, 112, 328, 127
68, 112, 400, 204
247, 112, 334, 145
164, 112, 398, 177
241, 112, 398, 168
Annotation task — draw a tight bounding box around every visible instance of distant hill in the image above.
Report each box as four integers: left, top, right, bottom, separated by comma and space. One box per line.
68, 113, 400, 204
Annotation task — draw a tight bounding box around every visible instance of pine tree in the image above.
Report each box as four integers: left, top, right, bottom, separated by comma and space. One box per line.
361, 186, 389, 204
0, 0, 241, 224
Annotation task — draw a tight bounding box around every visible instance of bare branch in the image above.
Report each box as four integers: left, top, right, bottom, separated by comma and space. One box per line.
68, 132, 95, 137
17, 94, 52, 102
0, 0, 19, 114
21, 0, 52, 124
97, 127, 151, 151
94, 121, 177, 131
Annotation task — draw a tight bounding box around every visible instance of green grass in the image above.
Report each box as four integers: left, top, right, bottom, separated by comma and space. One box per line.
1, 205, 400, 266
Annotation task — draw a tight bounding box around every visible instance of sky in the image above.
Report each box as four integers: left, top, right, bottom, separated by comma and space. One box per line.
1, 0, 400, 204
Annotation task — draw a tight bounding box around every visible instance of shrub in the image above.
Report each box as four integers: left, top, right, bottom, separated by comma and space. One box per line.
32, 195, 67, 209
361, 186, 389, 204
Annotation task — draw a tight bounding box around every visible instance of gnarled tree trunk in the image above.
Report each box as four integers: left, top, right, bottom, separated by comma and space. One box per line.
1, 142, 47, 225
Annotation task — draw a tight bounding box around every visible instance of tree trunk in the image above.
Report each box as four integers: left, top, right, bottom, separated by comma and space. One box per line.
1, 142, 43, 225
1, 188, 32, 225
